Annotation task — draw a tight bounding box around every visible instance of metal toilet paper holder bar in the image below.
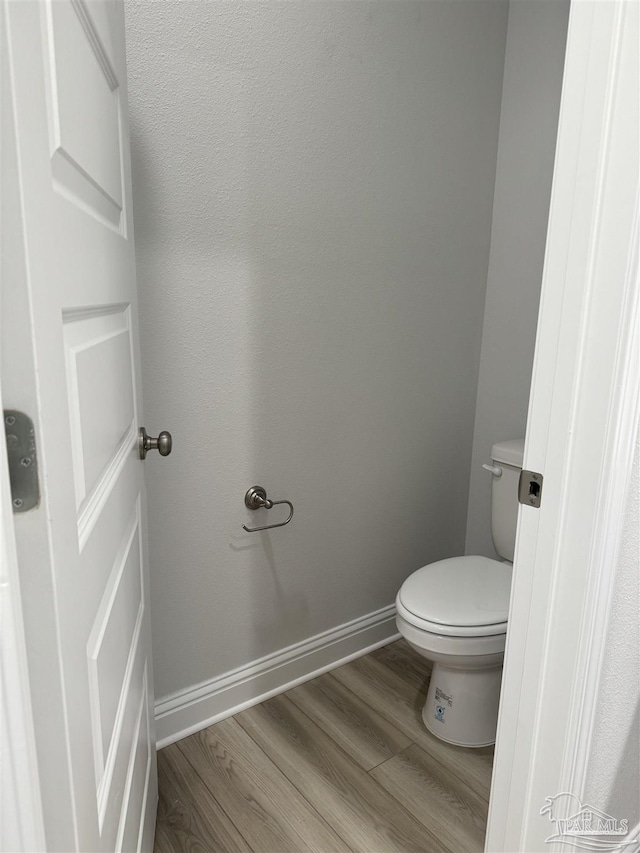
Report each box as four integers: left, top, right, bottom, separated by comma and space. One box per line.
242, 485, 294, 532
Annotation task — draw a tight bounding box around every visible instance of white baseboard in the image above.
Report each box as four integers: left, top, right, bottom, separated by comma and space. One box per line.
154, 604, 399, 748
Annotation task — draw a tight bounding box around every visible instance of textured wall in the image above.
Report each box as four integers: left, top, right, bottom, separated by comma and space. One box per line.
584, 427, 640, 828
465, 0, 569, 557
125, 0, 508, 700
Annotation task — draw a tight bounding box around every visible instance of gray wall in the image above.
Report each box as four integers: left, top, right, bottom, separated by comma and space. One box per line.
584, 428, 639, 829
125, 0, 508, 700
465, 0, 569, 557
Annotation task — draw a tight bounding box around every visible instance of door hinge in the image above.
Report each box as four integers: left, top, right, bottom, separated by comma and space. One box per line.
4, 410, 40, 513
518, 469, 543, 508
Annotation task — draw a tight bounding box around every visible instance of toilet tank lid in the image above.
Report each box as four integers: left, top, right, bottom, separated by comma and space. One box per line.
491, 438, 524, 467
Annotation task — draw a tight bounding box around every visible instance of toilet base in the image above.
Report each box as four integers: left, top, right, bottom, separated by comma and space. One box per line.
422, 661, 503, 748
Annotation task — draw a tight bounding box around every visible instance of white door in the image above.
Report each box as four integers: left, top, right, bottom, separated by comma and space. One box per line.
3, 1, 159, 850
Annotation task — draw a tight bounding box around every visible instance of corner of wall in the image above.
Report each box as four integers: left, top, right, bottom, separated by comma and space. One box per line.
464, 0, 570, 558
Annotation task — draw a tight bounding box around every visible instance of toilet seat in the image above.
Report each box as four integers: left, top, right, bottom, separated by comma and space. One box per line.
396, 602, 507, 638
396, 555, 511, 638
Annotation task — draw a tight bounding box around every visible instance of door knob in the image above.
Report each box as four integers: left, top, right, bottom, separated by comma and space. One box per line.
138, 427, 172, 460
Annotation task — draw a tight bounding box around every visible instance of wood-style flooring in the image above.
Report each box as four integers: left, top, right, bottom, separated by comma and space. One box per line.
154, 639, 494, 853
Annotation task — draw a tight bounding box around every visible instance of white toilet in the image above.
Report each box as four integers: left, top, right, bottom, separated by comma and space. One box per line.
395, 438, 524, 748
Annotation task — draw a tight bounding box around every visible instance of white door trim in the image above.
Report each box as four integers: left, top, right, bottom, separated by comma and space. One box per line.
1, 5, 46, 845
567, 197, 639, 798
486, 0, 639, 849
0, 389, 45, 851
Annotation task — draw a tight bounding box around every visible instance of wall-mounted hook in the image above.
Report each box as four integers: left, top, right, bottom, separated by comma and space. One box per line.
242, 485, 294, 532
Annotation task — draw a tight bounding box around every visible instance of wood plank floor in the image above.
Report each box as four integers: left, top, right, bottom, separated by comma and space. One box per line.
154, 640, 494, 853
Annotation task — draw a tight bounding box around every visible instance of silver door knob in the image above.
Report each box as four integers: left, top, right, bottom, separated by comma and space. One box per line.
138, 427, 172, 460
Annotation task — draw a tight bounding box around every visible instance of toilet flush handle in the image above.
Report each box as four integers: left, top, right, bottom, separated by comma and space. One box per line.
482, 463, 503, 477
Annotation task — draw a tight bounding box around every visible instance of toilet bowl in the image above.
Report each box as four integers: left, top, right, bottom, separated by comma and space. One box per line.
396, 555, 510, 747
395, 438, 524, 748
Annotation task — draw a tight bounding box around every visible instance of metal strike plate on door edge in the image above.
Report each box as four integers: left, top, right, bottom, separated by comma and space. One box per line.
518, 469, 543, 508
4, 410, 39, 513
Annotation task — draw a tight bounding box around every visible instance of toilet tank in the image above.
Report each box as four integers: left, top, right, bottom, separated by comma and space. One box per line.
489, 439, 525, 562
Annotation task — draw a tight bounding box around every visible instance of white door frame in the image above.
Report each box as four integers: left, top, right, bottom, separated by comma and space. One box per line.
486, 0, 639, 850
1, 5, 46, 846
0, 395, 45, 853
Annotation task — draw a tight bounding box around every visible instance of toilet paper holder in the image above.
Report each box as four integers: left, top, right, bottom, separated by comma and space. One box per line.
242, 485, 294, 532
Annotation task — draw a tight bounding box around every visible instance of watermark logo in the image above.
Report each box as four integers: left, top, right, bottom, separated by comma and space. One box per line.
541, 792, 636, 850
